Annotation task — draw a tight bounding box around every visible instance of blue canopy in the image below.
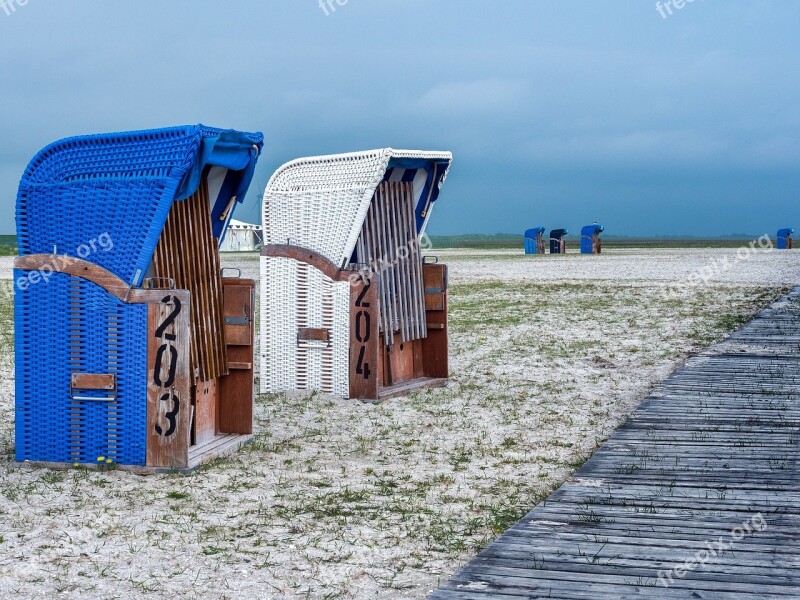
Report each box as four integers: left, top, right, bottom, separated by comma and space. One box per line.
524, 227, 545, 254
17, 124, 263, 286
525, 227, 545, 239
384, 156, 452, 232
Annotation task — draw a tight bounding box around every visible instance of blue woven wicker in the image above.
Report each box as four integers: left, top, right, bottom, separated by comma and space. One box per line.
17, 125, 263, 286
15, 271, 148, 464
15, 125, 263, 466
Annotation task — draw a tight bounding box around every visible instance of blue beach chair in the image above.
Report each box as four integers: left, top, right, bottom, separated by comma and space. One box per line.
524, 227, 545, 254
14, 125, 263, 470
549, 228, 568, 254
581, 224, 604, 254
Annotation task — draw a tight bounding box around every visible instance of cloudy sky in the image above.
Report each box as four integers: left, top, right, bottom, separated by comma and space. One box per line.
0, 1, 797, 236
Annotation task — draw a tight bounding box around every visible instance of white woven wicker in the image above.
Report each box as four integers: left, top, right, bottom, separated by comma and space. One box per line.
260, 148, 452, 399
259, 256, 349, 397
263, 149, 452, 266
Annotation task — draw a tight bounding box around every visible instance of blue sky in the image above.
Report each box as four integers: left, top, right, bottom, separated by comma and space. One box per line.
0, 1, 797, 236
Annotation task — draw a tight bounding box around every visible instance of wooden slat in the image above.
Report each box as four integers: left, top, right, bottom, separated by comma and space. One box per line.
151, 178, 227, 382
368, 197, 393, 344
228, 361, 252, 370
406, 186, 427, 341
355, 181, 427, 348
390, 184, 410, 342
193, 378, 217, 446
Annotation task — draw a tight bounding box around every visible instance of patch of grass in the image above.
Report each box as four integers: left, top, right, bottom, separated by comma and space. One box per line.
0, 235, 17, 256
166, 491, 190, 500
0, 282, 13, 365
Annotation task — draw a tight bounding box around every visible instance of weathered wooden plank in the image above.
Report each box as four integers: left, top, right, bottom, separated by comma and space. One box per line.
507, 520, 800, 543
193, 378, 217, 446
463, 555, 798, 589
495, 529, 800, 559
349, 272, 380, 400
439, 569, 797, 599
483, 533, 799, 562
447, 565, 799, 598
559, 474, 800, 490
145, 291, 192, 469
457, 560, 800, 591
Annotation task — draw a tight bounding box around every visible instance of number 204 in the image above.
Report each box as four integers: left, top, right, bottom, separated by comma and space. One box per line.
354, 281, 372, 381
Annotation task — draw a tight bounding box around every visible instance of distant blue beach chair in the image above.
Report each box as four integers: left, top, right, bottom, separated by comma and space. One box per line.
549, 228, 568, 254
581, 224, 604, 254
524, 227, 545, 254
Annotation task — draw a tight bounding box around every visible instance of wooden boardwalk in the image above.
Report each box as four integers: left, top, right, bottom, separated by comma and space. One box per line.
430, 288, 800, 599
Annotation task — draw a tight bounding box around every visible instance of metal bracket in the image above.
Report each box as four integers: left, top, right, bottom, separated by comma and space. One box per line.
144, 277, 176, 290
225, 316, 250, 326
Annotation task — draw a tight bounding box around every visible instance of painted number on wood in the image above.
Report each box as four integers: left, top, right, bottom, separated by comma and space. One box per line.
354, 280, 372, 381
153, 295, 182, 438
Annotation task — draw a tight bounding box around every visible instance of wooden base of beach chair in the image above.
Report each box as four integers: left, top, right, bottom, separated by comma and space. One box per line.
16, 434, 253, 475
262, 245, 450, 401
349, 260, 449, 401
376, 377, 449, 401
14, 255, 256, 471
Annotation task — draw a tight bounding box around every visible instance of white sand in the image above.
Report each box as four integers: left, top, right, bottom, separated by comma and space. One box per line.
0, 248, 797, 599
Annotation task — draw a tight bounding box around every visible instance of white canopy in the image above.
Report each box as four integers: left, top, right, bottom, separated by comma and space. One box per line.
262, 148, 452, 267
